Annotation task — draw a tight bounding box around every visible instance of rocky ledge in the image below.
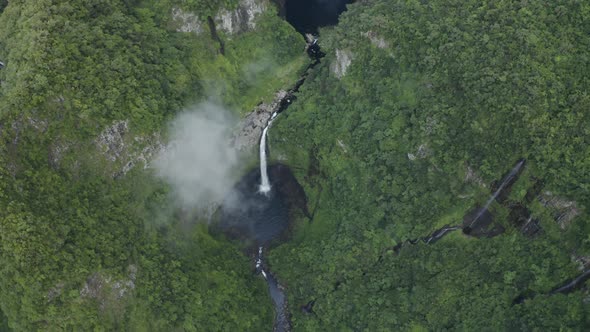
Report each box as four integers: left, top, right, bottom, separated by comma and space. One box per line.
231, 90, 288, 151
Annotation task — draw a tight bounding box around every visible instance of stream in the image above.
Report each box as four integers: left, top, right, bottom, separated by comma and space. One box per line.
252, 38, 324, 330
214, 35, 325, 331
256, 247, 290, 332
391, 159, 527, 254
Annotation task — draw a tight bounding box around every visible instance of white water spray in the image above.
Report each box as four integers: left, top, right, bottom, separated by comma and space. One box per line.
259, 112, 278, 194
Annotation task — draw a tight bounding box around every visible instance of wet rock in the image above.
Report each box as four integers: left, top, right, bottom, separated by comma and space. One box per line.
550, 269, 590, 295
96, 120, 165, 178
424, 225, 461, 244
301, 299, 316, 314
489, 160, 526, 204
231, 90, 288, 151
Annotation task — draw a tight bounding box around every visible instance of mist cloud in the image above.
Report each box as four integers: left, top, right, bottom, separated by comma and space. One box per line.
154, 103, 240, 210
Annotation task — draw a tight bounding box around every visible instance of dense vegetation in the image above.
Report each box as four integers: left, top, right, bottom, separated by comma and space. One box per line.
0, 0, 304, 330
269, 0, 590, 329
0, 0, 589, 330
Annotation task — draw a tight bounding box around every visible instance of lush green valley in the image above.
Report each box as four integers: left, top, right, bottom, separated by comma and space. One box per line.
0, 0, 303, 330
1, 0, 589, 330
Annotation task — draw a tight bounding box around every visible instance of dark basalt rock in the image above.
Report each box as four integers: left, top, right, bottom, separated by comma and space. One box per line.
301, 299, 316, 314
269, 164, 311, 219
462, 207, 504, 238
507, 203, 542, 238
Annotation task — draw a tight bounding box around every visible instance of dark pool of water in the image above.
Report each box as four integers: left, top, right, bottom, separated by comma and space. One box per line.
278, 0, 354, 34
216, 164, 307, 246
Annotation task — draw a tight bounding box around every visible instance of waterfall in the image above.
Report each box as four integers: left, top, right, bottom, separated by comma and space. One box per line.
259, 112, 278, 194
468, 159, 525, 228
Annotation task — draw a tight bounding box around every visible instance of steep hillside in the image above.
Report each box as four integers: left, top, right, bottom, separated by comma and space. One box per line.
0, 0, 305, 330
1, 0, 589, 330
269, 0, 590, 329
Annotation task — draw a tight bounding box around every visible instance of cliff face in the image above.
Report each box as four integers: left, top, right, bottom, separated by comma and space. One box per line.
216, 0, 267, 35
172, 0, 270, 36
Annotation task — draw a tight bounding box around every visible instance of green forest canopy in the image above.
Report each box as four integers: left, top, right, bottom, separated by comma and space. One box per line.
0, 0, 589, 330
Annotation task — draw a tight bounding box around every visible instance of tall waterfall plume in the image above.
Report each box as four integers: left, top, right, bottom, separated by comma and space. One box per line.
259, 112, 278, 194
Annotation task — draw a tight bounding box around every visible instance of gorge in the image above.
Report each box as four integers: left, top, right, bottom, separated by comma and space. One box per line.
1, 0, 589, 330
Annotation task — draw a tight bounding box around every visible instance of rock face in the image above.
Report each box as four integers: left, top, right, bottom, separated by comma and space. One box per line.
538, 191, 580, 229
231, 90, 288, 151
96, 120, 129, 162
95, 120, 165, 178
215, 0, 267, 35
172, 0, 266, 36
172, 7, 203, 33
80, 265, 137, 311
331, 49, 353, 78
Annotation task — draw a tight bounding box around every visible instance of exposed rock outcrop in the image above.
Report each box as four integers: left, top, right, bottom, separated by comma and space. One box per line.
362, 31, 388, 49
538, 191, 580, 229
331, 49, 353, 78
115, 135, 165, 178
464, 165, 487, 188
215, 0, 266, 35
231, 90, 288, 151
95, 120, 165, 178
80, 265, 137, 310
172, 7, 203, 33
96, 120, 129, 162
